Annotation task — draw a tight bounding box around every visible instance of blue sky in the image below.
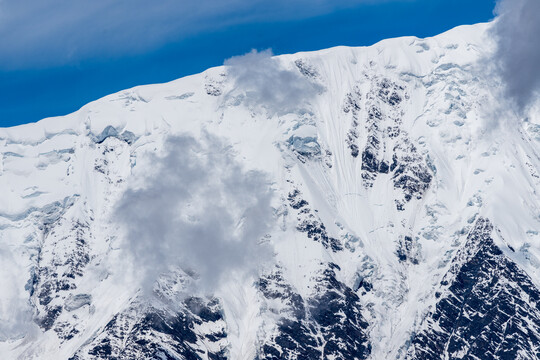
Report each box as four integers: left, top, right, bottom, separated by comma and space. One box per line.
0, 0, 496, 127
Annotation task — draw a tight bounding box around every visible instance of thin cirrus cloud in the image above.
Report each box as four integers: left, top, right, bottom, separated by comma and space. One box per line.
491, 0, 540, 113
0, 0, 398, 69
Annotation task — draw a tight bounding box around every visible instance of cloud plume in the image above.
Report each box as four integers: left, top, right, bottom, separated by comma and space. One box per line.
0, 247, 39, 341
225, 49, 322, 115
115, 133, 275, 297
491, 0, 540, 113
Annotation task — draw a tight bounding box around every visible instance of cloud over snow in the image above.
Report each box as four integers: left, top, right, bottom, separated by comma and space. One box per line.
225, 49, 322, 115
115, 133, 275, 298
491, 0, 540, 113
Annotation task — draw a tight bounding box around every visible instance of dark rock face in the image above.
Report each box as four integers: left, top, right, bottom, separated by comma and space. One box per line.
407, 218, 540, 360
343, 77, 432, 210
204, 74, 225, 96
71, 297, 227, 360
343, 85, 363, 158
72, 264, 370, 360
287, 189, 343, 252
359, 78, 399, 188
396, 235, 420, 265
377, 78, 403, 106
295, 59, 319, 79
307, 263, 371, 359
258, 264, 371, 360
391, 138, 432, 210
35, 219, 91, 332
258, 270, 321, 360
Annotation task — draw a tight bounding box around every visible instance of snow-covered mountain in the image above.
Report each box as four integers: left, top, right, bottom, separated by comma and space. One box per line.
1, 22, 540, 359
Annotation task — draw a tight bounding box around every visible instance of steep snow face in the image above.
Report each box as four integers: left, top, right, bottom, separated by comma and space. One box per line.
1, 22, 540, 360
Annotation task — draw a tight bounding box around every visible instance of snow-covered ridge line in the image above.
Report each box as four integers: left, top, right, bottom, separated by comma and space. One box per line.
0, 23, 490, 136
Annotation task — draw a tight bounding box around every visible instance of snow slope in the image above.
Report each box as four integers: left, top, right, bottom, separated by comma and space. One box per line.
1, 22, 540, 359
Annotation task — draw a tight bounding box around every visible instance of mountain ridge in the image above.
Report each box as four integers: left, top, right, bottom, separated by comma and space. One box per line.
1, 21, 540, 359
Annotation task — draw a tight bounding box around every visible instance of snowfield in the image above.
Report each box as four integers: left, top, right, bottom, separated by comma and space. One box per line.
1, 22, 540, 359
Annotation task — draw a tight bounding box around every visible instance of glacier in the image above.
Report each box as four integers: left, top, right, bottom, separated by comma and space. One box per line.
1, 22, 540, 359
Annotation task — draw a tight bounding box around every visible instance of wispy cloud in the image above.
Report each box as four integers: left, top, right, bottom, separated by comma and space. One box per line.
0, 0, 394, 69
491, 0, 540, 113
0, 247, 39, 341
115, 133, 275, 298
225, 49, 322, 115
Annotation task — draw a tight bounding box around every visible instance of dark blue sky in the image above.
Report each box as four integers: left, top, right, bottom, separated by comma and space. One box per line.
0, 0, 496, 127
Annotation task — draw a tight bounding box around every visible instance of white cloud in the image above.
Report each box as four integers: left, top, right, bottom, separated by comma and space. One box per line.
0, 247, 39, 341
491, 0, 540, 113
225, 49, 322, 115
115, 133, 275, 298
